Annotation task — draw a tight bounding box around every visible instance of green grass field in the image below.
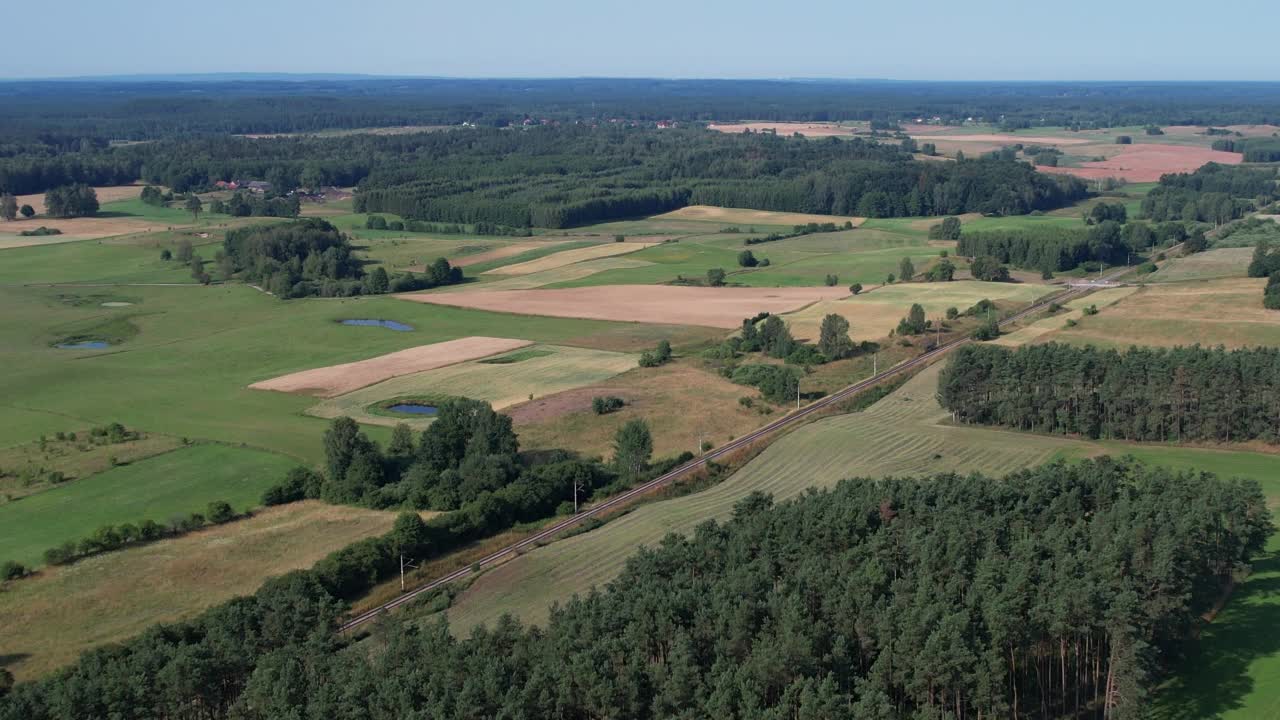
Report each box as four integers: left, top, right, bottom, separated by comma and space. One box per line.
0, 443, 297, 566
0, 282, 721, 462
1148, 247, 1252, 282
0, 237, 222, 285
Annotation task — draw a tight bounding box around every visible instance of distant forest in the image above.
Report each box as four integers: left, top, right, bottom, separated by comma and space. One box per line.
3, 79, 1280, 139
1, 458, 1269, 719
0, 125, 1088, 227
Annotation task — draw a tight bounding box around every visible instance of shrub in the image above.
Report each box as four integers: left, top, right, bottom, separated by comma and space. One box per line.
824, 274, 839, 286
848, 283, 863, 295
592, 396, 626, 415
1, 560, 29, 581
207, 500, 236, 524
706, 268, 727, 286
737, 250, 758, 267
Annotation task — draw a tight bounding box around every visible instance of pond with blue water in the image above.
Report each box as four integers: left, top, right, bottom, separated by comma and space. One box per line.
340, 319, 413, 332
56, 341, 110, 350
387, 404, 438, 415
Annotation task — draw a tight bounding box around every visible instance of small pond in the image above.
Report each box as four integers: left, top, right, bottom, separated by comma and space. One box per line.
387, 403, 438, 416
56, 341, 110, 350
340, 319, 413, 332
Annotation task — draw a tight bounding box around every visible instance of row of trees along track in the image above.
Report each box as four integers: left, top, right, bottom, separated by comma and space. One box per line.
339, 259, 1154, 633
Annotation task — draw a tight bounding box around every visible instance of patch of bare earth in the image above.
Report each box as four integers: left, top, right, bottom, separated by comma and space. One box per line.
399, 285, 850, 328
248, 337, 533, 397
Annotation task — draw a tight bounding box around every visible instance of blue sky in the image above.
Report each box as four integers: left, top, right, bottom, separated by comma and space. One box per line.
5, 0, 1276, 80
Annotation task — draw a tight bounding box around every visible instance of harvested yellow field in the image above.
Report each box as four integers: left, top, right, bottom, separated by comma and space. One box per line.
452, 257, 653, 291
483, 242, 657, 276
447, 240, 572, 268
248, 337, 533, 397
655, 205, 865, 228
1054, 278, 1280, 349
406, 284, 850, 328
307, 345, 640, 427
992, 286, 1138, 347
0, 501, 410, 681
782, 281, 1054, 342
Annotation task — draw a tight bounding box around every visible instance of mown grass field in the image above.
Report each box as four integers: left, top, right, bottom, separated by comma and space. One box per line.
1053, 278, 1280, 349
1148, 247, 1253, 282
0, 283, 721, 462
0, 430, 184, 502
783, 280, 1053, 342
0, 443, 296, 566
307, 344, 640, 427
0, 501, 406, 681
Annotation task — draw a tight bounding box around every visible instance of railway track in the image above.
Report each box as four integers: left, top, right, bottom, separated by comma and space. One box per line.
339, 264, 1139, 633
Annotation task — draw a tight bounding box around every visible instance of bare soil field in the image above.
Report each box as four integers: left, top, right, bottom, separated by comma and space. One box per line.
706, 121, 858, 137
0, 501, 408, 681
248, 336, 533, 397
14, 185, 145, 216
482, 242, 657, 276
655, 205, 865, 228
1042, 144, 1242, 182
401, 285, 849, 328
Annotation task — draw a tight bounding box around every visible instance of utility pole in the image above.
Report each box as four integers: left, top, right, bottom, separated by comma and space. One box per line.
796, 376, 801, 410
399, 554, 418, 592
873, 352, 878, 376
573, 478, 587, 514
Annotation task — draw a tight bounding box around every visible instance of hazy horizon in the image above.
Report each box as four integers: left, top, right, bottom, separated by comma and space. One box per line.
3, 0, 1276, 81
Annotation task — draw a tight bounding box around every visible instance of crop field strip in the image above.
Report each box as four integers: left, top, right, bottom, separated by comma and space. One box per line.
306, 344, 640, 427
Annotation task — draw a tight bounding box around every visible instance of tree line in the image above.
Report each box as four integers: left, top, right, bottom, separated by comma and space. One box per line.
1211, 137, 1280, 162
2, 457, 1269, 719
940, 342, 1280, 442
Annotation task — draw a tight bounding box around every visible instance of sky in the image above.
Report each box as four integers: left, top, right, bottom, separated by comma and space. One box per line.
4, 0, 1277, 81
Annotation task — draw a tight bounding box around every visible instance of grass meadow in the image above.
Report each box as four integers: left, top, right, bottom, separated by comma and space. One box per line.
0, 501, 406, 681
0, 444, 296, 566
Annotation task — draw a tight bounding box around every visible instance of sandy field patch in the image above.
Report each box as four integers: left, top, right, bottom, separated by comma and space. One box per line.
401, 285, 849, 328
783, 281, 1054, 342
444, 240, 571, 268
0, 215, 162, 242
248, 336, 533, 397
910, 133, 1093, 146
307, 344, 639, 427
483, 242, 656, 276
655, 205, 865, 228
446, 257, 653, 292
707, 121, 858, 137
1042, 144, 1242, 182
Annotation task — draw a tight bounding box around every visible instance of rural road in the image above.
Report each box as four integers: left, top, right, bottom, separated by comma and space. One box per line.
339, 263, 1142, 633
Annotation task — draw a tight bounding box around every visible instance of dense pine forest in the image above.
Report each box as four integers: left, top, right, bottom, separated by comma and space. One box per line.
1, 459, 1269, 720
940, 343, 1280, 442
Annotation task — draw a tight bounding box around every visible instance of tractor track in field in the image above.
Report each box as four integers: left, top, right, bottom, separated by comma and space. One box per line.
339, 262, 1145, 634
